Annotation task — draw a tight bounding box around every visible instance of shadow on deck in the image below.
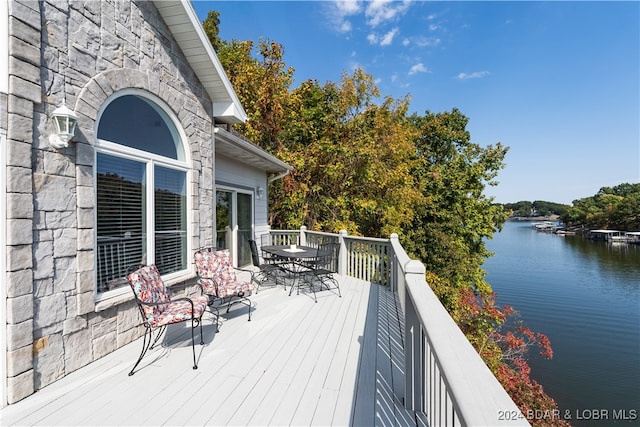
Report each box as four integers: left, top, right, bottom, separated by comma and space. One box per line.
1, 275, 426, 426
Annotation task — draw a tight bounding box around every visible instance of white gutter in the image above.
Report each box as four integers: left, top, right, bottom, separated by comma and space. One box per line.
268, 169, 290, 183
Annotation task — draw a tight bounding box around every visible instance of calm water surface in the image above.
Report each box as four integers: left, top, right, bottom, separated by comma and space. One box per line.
484, 221, 640, 426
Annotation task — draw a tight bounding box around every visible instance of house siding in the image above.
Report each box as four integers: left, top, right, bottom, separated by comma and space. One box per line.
4, 0, 215, 404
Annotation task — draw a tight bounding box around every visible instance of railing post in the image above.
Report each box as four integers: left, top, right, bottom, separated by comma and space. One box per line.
404, 260, 427, 412
299, 225, 307, 246
338, 230, 348, 276
389, 233, 399, 293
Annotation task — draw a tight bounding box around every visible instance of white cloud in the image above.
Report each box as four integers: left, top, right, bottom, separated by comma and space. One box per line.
327, 0, 363, 33
409, 63, 429, 75
365, 0, 413, 28
411, 36, 441, 48
367, 28, 399, 46
380, 28, 399, 46
457, 71, 490, 80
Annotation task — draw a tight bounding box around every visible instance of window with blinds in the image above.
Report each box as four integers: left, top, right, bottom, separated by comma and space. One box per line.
96, 94, 188, 295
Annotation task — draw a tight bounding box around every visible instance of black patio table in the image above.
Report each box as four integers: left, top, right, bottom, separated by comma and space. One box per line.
261, 245, 331, 300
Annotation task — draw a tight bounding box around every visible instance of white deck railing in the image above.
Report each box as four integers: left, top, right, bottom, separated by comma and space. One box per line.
268, 227, 529, 427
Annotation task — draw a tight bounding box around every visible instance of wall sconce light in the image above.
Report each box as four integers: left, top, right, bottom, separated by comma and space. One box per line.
256, 186, 264, 199
49, 104, 78, 149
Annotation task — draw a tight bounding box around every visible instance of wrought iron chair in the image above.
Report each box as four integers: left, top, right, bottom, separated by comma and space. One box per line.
304, 242, 342, 298
194, 247, 255, 321
126, 264, 209, 376
249, 239, 283, 292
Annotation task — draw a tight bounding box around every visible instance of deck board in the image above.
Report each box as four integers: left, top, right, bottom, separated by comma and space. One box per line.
1, 275, 426, 426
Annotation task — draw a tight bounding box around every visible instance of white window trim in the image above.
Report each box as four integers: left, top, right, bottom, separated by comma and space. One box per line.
93, 90, 193, 306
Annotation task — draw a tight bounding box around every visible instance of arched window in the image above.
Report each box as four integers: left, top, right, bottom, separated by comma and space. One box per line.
95, 93, 189, 295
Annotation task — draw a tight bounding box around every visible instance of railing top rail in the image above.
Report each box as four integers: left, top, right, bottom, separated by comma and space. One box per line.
342, 234, 390, 244
404, 273, 527, 426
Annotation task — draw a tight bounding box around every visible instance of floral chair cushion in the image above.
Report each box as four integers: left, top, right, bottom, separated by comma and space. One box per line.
194, 250, 254, 298
127, 264, 208, 328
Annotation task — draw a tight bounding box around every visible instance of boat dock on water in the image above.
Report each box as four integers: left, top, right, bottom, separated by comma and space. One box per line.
588, 229, 640, 243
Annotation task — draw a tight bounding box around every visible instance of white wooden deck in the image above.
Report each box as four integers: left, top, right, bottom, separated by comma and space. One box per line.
1, 275, 425, 426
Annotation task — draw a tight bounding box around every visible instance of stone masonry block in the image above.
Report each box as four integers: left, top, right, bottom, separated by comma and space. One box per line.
6, 167, 32, 194
6, 140, 31, 168
8, 75, 41, 104
34, 333, 64, 389
9, 56, 40, 85
77, 207, 94, 229
7, 294, 34, 324
7, 244, 33, 271
33, 239, 54, 280
6, 192, 33, 219
93, 331, 117, 360
7, 319, 33, 350
34, 293, 66, 330
63, 329, 93, 373
9, 8, 40, 46
53, 256, 77, 293
77, 228, 93, 251
8, 35, 40, 68
7, 93, 34, 117
76, 249, 94, 273
6, 269, 33, 298
53, 228, 78, 258
7, 112, 33, 143
63, 316, 87, 336
7, 345, 33, 377
33, 173, 76, 212
76, 184, 94, 209
76, 164, 93, 187
6, 218, 33, 245
7, 370, 34, 405
76, 270, 94, 293
76, 291, 95, 316
44, 150, 76, 177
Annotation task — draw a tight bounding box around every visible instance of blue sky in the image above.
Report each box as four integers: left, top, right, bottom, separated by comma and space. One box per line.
193, 1, 639, 205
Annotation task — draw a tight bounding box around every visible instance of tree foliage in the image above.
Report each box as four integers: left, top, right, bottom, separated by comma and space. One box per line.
562, 183, 640, 230
503, 200, 570, 217
203, 12, 565, 423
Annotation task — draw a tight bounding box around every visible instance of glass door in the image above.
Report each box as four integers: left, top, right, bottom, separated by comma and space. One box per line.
215, 188, 253, 267
237, 193, 252, 266
216, 190, 232, 250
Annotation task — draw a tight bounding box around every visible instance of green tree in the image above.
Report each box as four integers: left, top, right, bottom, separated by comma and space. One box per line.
403, 109, 510, 299
563, 183, 640, 230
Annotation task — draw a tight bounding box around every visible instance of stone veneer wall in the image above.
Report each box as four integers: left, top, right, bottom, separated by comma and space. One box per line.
5, 0, 215, 404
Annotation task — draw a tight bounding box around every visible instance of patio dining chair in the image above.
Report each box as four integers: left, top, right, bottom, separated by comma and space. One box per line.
249, 239, 282, 292
126, 264, 209, 376
304, 242, 342, 298
194, 247, 255, 321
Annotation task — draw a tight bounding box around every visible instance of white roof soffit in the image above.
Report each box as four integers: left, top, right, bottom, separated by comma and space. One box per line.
214, 127, 292, 174
153, 0, 248, 124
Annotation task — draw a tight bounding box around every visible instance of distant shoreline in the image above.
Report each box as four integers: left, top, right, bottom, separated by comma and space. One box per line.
508, 215, 561, 222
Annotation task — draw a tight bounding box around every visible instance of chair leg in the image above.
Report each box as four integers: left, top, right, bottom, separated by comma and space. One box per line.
129, 327, 153, 376
191, 317, 198, 370
224, 295, 253, 321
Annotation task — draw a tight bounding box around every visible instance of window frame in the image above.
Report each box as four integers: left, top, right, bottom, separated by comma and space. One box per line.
215, 184, 256, 268
94, 90, 192, 303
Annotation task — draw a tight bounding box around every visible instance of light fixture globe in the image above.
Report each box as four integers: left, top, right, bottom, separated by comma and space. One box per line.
49, 104, 78, 149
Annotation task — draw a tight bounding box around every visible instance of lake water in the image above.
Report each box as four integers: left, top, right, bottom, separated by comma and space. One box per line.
484, 221, 640, 426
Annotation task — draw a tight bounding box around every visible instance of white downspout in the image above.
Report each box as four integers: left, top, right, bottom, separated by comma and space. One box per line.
267, 169, 290, 184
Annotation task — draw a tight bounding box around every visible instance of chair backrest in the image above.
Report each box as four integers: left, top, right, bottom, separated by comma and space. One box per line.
248, 239, 261, 267
318, 242, 339, 272
194, 248, 237, 286
126, 264, 171, 319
